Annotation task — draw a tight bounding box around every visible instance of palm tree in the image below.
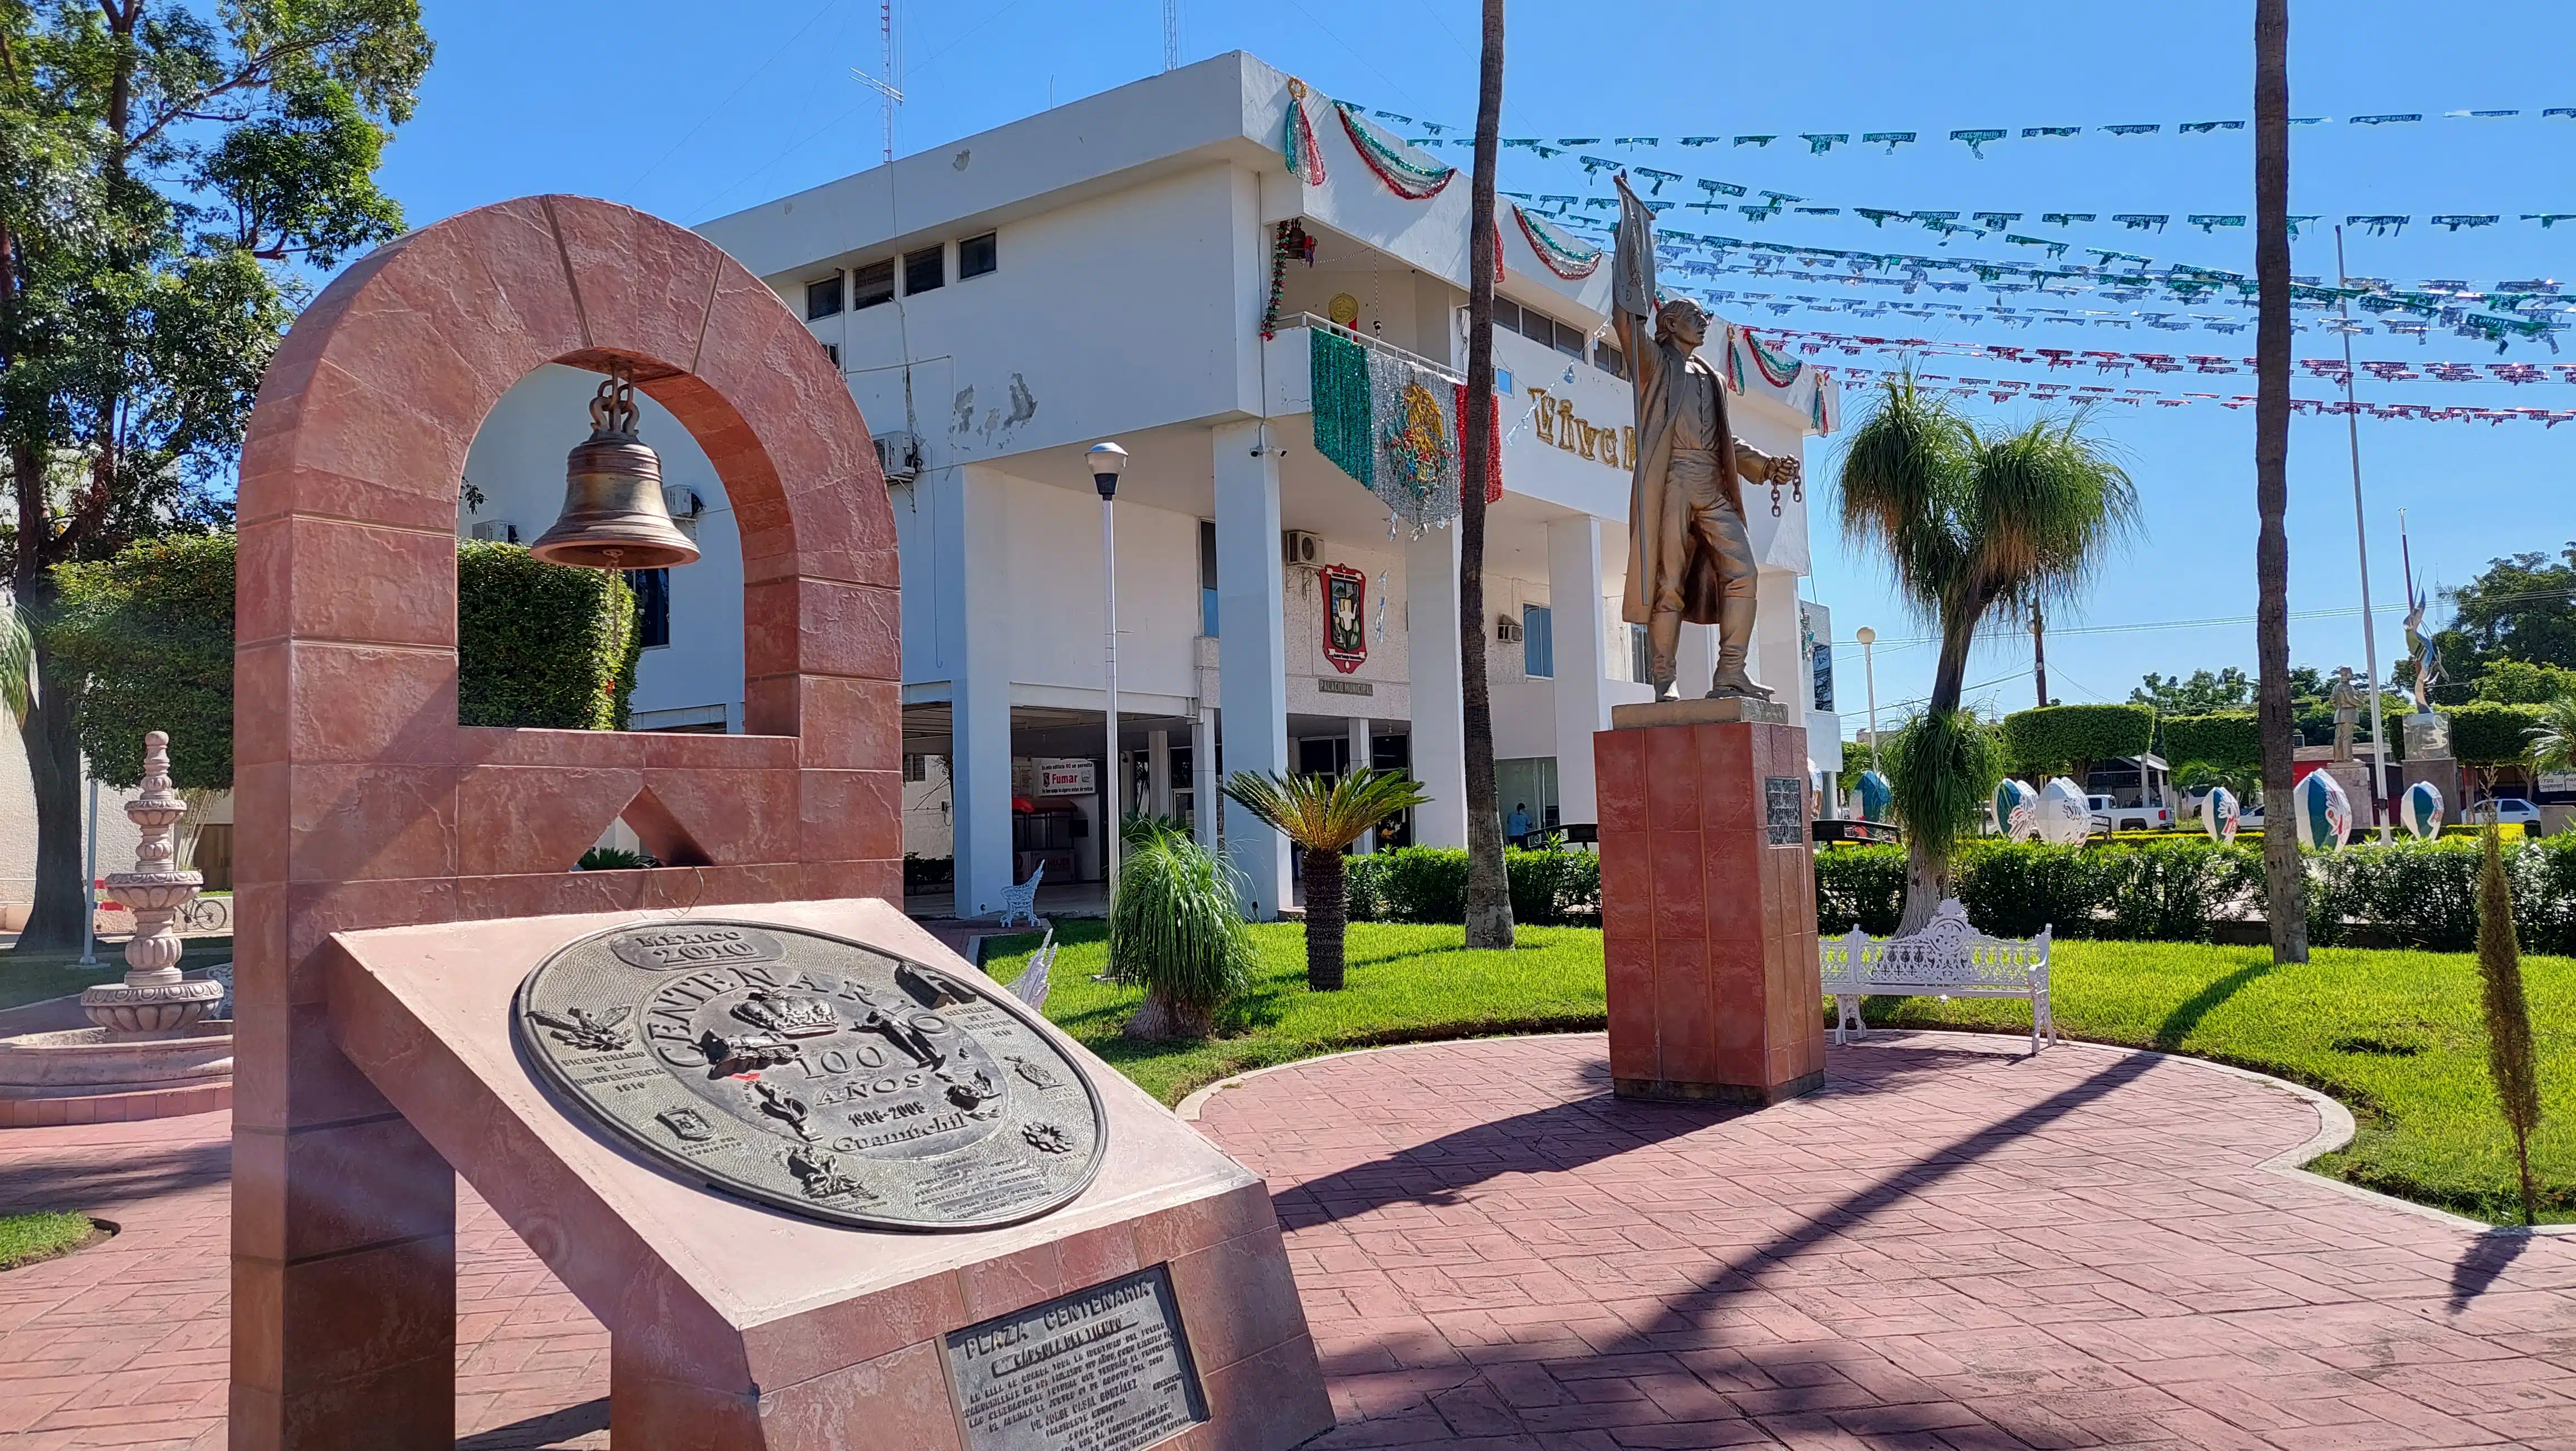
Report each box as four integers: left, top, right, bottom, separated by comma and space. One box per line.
2526, 694, 2576, 781
2252, 0, 2306, 962
1456, 0, 1513, 950
1222, 768, 1428, 989
1838, 375, 2138, 930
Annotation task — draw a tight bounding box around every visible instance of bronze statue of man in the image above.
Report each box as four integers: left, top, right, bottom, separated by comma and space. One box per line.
1611, 174, 1799, 701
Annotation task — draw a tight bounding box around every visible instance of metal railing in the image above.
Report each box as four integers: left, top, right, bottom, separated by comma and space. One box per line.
1280, 311, 1463, 386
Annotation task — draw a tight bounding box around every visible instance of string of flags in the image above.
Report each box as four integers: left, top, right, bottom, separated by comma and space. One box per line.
1747, 327, 2576, 384
1364, 105, 2576, 157
1821, 364, 2576, 425
1676, 284, 2521, 342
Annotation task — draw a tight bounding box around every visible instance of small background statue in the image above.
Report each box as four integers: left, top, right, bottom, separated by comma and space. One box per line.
1611, 173, 1800, 701
2328, 665, 2365, 762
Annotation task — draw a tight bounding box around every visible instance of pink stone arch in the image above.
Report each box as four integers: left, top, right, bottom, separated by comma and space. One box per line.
229, 195, 899, 1447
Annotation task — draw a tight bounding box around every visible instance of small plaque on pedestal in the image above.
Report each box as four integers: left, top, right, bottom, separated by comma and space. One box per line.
944, 1266, 1205, 1451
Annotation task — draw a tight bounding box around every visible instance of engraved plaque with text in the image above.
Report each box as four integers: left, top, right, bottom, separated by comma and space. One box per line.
514, 920, 1105, 1230
943, 1268, 1206, 1451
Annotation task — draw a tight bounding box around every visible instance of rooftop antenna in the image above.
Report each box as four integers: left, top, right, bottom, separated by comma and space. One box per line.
1163, 0, 1180, 71
852, 0, 904, 165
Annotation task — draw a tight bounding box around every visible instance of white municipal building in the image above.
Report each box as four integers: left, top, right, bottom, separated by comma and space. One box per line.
459, 51, 1845, 920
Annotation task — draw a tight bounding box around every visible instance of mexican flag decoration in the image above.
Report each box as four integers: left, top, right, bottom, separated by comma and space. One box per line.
1310, 328, 1464, 534
1334, 100, 1455, 200
1282, 78, 1326, 184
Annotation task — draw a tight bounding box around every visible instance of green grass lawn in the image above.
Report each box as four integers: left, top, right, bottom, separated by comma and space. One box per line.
981, 921, 1607, 1104
982, 924, 2576, 1228
0, 1211, 97, 1270
0, 936, 232, 1012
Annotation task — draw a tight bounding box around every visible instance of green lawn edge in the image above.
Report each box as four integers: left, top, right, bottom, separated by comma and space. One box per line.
0, 1211, 99, 1270
979, 923, 2576, 1229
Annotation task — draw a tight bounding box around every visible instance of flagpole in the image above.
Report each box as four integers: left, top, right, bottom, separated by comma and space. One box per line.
2335, 226, 2393, 843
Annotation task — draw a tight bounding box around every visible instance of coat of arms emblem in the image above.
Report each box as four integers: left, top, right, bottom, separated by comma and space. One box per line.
1321, 563, 1367, 674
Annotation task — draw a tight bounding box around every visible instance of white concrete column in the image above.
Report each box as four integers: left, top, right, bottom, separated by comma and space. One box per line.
1546, 515, 1612, 828
1213, 420, 1291, 917
1147, 729, 1173, 819
938, 465, 1015, 917
1407, 524, 1467, 848
1191, 704, 1218, 849
1348, 715, 1374, 853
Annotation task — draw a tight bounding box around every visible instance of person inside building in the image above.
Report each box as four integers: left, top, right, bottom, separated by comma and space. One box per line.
1507, 802, 1533, 849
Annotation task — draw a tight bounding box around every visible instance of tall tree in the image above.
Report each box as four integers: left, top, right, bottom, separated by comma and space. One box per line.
0, 1, 428, 950
1455, 0, 1511, 949
2252, 0, 2306, 962
1838, 375, 2137, 931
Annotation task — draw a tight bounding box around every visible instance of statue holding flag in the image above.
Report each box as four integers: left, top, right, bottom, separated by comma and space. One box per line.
1611, 172, 1799, 700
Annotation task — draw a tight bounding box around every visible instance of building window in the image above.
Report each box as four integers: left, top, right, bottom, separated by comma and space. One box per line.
804, 275, 843, 320
1523, 605, 1554, 678
852, 259, 895, 310
1594, 340, 1626, 379
1198, 519, 1219, 637
958, 231, 998, 279
821, 342, 840, 367
1492, 298, 1523, 335
627, 568, 671, 650
904, 245, 944, 295
1550, 318, 1584, 359
1630, 622, 1651, 684
902, 753, 929, 783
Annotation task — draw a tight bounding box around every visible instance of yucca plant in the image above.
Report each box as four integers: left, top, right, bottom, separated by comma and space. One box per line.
1222, 768, 1430, 989
1109, 833, 1255, 1039
2476, 821, 2545, 1225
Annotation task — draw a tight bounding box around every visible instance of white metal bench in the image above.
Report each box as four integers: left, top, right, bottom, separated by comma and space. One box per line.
997, 863, 1046, 928
1819, 899, 2056, 1053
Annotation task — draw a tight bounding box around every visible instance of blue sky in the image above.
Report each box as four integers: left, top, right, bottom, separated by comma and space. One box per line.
384, 1, 2574, 726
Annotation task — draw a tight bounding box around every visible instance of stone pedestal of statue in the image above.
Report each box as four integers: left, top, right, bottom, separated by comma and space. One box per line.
1594, 697, 1825, 1104
2400, 713, 2459, 815
2295, 744, 2380, 828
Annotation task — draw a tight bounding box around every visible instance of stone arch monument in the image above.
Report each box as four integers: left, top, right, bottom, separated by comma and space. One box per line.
230, 197, 1326, 1451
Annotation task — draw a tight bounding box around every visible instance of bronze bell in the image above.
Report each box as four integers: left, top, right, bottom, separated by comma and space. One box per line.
528, 374, 702, 571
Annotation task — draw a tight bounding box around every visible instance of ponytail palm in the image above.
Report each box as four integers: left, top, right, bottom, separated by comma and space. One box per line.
1221, 768, 1430, 989
1840, 375, 2139, 930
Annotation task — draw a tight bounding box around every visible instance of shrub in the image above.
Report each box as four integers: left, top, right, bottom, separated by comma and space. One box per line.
2162, 712, 2261, 775
2001, 703, 2154, 780
2097, 839, 2259, 943
456, 541, 641, 730
46, 535, 236, 790
902, 854, 954, 891
1953, 841, 2106, 938
577, 846, 655, 870
1348, 845, 1603, 926
1509, 847, 1601, 926
45, 535, 645, 789
1109, 834, 1255, 1038
1815, 845, 1906, 934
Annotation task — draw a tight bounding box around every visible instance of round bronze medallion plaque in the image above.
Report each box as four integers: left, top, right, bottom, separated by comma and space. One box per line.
514, 920, 1104, 1231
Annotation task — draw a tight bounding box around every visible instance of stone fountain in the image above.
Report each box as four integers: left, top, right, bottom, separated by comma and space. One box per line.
0, 732, 232, 1126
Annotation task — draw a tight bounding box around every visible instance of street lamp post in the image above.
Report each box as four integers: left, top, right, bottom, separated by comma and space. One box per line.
1088, 441, 1129, 907
1855, 626, 1881, 774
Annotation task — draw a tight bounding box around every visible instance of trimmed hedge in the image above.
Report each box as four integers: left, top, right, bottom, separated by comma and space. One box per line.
45, 535, 643, 789
47, 535, 237, 790
1346, 845, 1602, 926
2000, 703, 2153, 777
2444, 700, 2548, 767
456, 541, 641, 731
2162, 711, 2261, 774
1816, 834, 2576, 953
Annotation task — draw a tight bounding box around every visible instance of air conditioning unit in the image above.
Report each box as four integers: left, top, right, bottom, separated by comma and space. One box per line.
1281, 530, 1323, 567
661, 485, 705, 537
873, 431, 922, 485
1495, 615, 1524, 644
469, 519, 519, 544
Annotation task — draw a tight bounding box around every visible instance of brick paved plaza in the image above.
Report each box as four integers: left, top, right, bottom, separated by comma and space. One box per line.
5, 1030, 2574, 1449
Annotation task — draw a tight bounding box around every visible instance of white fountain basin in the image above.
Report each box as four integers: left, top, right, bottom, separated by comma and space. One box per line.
0, 1021, 234, 1095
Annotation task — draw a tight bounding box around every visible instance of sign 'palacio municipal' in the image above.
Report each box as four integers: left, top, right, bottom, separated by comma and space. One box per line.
515, 921, 1106, 1230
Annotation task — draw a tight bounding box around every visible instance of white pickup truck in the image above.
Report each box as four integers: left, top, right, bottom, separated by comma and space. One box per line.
2087, 795, 2172, 834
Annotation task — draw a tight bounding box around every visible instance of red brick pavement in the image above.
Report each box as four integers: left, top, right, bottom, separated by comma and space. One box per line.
2, 1030, 2572, 1449
1194, 1032, 2576, 1451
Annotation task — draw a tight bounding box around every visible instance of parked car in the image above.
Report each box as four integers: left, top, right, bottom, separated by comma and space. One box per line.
2468, 797, 2541, 828
2087, 794, 2172, 834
